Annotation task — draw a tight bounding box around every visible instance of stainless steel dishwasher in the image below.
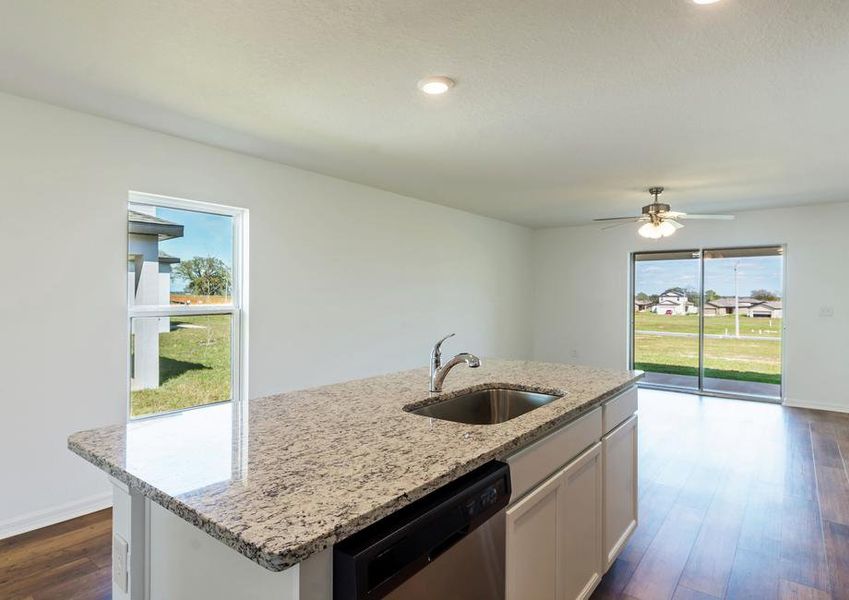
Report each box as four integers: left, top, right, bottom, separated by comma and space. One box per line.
333, 461, 511, 600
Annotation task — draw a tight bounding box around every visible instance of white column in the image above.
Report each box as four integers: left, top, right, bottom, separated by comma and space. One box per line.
111, 479, 147, 600
130, 234, 160, 390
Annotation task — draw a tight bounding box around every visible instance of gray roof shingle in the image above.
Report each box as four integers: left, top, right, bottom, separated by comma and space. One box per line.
128, 210, 184, 240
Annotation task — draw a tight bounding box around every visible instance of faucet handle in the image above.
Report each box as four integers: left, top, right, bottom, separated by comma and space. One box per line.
432, 333, 455, 355
431, 333, 455, 368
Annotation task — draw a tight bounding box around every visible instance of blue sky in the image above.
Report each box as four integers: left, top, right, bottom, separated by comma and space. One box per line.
636, 256, 783, 297
157, 207, 233, 291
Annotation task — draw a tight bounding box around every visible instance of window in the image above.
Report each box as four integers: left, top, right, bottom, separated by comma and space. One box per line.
127, 192, 247, 418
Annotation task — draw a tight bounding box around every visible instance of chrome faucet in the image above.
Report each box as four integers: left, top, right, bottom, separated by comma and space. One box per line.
430, 333, 481, 392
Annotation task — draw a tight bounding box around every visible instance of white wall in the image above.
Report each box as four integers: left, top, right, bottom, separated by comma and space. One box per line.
0, 92, 533, 536
532, 202, 849, 413
4, 85, 847, 538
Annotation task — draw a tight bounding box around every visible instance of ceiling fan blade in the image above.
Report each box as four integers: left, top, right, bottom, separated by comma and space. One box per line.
676, 214, 735, 220
593, 215, 642, 222
601, 219, 642, 230
664, 219, 684, 230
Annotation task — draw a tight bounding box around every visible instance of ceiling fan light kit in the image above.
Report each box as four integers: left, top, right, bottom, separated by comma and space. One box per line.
595, 186, 735, 239
638, 222, 664, 239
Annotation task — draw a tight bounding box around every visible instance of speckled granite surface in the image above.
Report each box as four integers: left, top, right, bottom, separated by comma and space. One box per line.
68, 359, 641, 571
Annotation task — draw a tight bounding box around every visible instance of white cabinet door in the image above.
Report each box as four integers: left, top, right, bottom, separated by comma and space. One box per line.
558, 442, 604, 600
506, 443, 603, 600
506, 466, 561, 600
602, 414, 638, 570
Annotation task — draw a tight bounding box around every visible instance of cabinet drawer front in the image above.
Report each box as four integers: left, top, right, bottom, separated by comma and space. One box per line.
507, 407, 601, 500
602, 386, 637, 434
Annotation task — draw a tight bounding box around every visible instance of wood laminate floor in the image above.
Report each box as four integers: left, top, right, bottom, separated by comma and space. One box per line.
0, 508, 111, 599
592, 389, 849, 600
1, 389, 848, 599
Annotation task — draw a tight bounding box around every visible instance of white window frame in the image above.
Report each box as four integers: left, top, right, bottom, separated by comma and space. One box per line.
127, 191, 249, 421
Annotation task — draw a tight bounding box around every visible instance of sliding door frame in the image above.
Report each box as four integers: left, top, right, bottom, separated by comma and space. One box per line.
629, 244, 786, 404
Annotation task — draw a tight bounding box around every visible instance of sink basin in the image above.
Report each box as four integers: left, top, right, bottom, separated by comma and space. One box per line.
408, 388, 561, 425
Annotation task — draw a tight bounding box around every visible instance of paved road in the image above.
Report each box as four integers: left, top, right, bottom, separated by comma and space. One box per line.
635, 330, 780, 341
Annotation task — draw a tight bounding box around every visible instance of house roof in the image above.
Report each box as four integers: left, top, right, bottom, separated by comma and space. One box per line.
707, 297, 758, 308
128, 210, 184, 241
660, 290, 687, 297
750, 300, 783, 310
158, 251, 181, 264
635, 299, 653, 306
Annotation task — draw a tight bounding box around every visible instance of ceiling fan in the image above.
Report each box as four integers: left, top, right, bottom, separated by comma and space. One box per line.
595, 187, 735, 239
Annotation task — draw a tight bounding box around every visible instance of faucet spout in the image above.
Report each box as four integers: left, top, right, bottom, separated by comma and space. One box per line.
449, 353, 481, 369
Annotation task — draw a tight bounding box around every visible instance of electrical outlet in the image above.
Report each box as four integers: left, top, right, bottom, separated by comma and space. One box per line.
112, 533, 129, 593
570, 349, 579, 360
819, 306, 835, 317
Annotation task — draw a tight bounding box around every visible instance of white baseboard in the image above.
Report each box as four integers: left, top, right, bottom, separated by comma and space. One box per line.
783, 398, 849, 414
0, 492, 112, 540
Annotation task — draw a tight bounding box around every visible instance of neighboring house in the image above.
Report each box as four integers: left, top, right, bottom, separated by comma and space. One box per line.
654, 300, 684, 315
128, 206, 184, 390
634, 299, 654, 312
703, 297, 761, 316
702, 304, 720, 317
747, 300, 783, 318
647, 289, 780, 317
652, 289, 689, 315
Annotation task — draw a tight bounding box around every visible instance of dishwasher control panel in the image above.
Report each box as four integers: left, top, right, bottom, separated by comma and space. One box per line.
465, 476, 507, 518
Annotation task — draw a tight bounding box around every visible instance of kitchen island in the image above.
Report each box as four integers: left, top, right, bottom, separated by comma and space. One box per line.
69, 359, 642, 599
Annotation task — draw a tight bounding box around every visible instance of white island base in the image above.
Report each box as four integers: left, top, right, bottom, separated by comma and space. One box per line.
111, 481, 331, 600
109, 385, 637, 600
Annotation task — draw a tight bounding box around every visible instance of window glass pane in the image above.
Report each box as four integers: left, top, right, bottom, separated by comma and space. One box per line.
702, 247, 783, 398
633, 251, 701, 390
130, 314, 232, 417
128, 204, 234, 307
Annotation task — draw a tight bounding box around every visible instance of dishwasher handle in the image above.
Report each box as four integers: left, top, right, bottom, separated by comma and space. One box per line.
333, 461, 511, 600
427, 524, 470, 562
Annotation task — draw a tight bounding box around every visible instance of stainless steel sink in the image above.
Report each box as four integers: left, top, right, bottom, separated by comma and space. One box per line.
408, 388, 561, 425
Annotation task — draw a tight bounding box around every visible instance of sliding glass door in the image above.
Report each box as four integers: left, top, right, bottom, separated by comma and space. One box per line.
632, 246, 784, 401
632, 251, 701, 391
701, 247, 783, 398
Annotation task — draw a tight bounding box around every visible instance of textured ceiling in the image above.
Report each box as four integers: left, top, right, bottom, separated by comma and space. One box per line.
2, 0, 848, 226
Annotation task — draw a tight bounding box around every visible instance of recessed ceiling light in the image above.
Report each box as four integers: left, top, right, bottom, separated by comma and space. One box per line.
692, 0, 721, 4
418, 76, 455, 95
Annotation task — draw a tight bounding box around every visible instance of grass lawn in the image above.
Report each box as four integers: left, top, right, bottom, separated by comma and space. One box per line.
131, 314, 231, 417
634, 313, 782, 385
170, 293, 231, 305
634, 312, 781, 337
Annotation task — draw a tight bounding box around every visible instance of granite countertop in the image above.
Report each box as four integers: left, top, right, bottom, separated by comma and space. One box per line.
68, 359, 642, 572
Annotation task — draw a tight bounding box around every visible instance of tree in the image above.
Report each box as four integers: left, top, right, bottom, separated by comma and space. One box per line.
174, 256, 232, 296
704, 289, 720, 302
750, 289, 779, 301
636, 292, 649, 301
